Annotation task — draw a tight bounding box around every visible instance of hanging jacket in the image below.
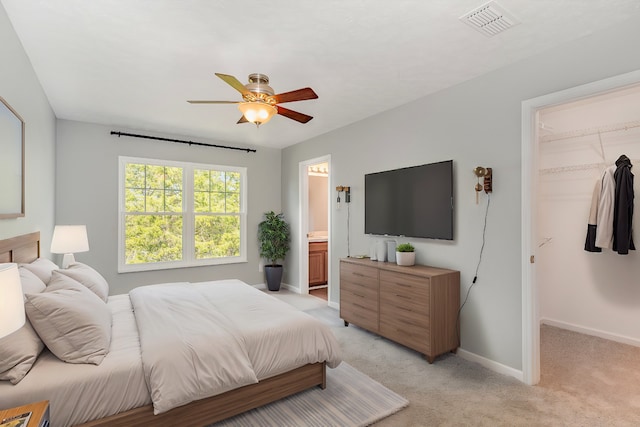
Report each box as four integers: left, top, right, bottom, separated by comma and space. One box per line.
595, 165, 616, 249
585, 165, 616, 252
612, 155, 635, 254
584, 178, 602, 252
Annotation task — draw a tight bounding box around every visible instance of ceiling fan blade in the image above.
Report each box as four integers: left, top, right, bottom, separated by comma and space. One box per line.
215, 73, 248, 94
187, 100, 239, 104
237, 115, 249, 124
276, 106, 313, 123
272, 88, 318, 104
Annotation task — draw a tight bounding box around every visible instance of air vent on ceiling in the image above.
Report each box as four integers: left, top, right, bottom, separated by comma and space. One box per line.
460, 1, 519, 37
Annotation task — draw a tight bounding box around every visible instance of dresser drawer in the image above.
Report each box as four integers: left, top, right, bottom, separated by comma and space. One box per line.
380, 271, 430, 299
380, 318, 430, 354
341, 287, 378, 311
340, 289, 379, 332
379, 300, 429, 330
341, 262, 378, 284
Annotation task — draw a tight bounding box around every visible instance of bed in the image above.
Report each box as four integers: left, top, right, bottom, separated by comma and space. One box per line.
0, 232, 342, 426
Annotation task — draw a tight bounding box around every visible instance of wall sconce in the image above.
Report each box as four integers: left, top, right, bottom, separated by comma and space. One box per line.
473, 167, 493, 204
336, 186, 351, 209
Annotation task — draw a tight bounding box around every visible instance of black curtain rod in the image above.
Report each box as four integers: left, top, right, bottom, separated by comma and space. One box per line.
110, 131, 257, 153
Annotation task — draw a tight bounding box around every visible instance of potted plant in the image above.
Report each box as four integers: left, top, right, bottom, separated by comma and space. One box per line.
395, 243, 415, 266
258, 211, 291, 291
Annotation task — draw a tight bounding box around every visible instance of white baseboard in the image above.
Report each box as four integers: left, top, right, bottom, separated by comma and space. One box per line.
281, 282, 298, 293
456, 348, 524, 382
540, 318, 640, 348
328, 301, 339, 310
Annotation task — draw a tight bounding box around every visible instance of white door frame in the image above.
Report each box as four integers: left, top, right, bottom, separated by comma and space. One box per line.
298, 155, 332, 297
521, 69, 640, 385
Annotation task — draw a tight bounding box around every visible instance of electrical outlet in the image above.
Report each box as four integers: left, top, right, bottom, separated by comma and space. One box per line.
258, 261, 263, 272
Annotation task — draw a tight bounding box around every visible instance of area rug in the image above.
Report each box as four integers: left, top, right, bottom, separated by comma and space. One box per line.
211, 362, 409, 426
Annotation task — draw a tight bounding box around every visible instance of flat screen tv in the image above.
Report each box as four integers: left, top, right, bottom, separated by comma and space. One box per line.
364, 160, 453, 240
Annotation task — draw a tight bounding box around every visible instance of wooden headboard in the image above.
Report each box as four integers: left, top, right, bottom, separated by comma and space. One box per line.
0, 231, 40, 264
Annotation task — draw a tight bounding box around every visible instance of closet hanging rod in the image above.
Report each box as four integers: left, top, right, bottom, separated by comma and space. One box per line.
110, 131, 257, 153
539, 159, 640, 175
540, 119, 640, 143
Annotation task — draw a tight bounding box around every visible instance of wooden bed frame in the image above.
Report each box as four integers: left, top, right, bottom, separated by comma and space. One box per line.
1, 231, 327, 427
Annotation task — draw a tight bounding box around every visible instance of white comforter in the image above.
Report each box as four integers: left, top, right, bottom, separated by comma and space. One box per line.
129, 280, 341, 414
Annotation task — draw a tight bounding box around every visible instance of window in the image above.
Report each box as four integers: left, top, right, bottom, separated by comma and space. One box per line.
118, 157, 247, 272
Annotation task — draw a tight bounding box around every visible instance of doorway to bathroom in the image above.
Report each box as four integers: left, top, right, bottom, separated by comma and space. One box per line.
298, 155, 331, 302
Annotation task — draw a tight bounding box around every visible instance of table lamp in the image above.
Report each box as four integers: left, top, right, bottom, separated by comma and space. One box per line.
51, 225, 90, 268
0, 263, 25, 338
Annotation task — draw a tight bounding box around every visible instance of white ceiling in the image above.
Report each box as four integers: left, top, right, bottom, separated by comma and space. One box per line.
3, 0, 640, 149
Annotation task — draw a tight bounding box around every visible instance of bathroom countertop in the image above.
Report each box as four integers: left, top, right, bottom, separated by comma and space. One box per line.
308, 237, 328, 243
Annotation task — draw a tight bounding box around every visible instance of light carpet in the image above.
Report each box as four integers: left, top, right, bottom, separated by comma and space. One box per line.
211, 362, 408, 427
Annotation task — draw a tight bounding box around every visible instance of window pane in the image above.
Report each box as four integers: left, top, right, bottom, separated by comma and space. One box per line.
146, 165, 166, 190
194, 215, 240, 259
210, 171, 225, 192
165, 167, 182, 191
210, 192, 225, 212
226, 193, 240, 212
194, 169, 210, 192
125, 163, 146, 188
125, 188, 145, 212
125, 214, 183, 264
194, 191, 209, 212
226, 172, 240, 193
165, 190, 182, 212
146, 188, 165, 212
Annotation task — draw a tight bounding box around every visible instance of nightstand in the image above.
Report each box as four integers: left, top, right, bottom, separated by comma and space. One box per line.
0, 401, 49, 427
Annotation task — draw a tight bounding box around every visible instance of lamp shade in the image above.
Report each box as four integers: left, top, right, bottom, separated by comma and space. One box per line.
51, 225, 89, 254
51, 225, 90, 268
238, 102, 277, 125
0, 263, 25, 338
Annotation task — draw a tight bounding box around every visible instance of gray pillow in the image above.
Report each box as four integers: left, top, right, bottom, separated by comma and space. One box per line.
25, 272, 112, 365
18, 266, 47, 296
0, 319, 45, 384
19, 257, 59, 284
56, 262, 109, 302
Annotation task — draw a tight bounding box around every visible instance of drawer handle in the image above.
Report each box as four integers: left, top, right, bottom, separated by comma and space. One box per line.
352, 272, 365, 277
395, 293, 412, 300
353, 302, 369, 310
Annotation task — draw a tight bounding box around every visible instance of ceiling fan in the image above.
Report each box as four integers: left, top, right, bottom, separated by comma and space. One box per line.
188, 73, 318, 127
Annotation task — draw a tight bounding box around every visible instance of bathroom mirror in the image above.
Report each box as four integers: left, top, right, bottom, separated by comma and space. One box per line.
0, 96, 25, 219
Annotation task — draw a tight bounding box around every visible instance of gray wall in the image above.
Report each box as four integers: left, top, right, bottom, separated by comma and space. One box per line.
55, 120, 281, 295
281, 17, 640, 371
0, 6, 56, 248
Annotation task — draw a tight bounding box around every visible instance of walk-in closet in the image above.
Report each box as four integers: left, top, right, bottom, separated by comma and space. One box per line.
536, 83, 640, 403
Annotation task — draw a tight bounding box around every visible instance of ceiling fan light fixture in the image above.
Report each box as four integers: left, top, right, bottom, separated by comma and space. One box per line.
238, 101, 276, 126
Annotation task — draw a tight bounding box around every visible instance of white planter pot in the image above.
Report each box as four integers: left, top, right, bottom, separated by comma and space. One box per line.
395, 251, 415, 266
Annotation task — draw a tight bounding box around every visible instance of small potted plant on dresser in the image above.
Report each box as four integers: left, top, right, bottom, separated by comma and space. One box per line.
395, 243, 415, 266
258, 211, 291, 291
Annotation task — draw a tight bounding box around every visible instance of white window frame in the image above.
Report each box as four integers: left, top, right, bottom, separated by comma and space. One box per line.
118, 156, 247, 273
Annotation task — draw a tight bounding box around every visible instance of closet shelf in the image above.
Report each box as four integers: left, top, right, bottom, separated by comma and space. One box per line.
540, 119, 640, 143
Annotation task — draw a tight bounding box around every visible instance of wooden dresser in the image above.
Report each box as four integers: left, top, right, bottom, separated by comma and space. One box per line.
340, 257, 460, 363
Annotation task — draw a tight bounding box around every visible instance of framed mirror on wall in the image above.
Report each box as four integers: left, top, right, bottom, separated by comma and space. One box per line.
0, 96, 25, 219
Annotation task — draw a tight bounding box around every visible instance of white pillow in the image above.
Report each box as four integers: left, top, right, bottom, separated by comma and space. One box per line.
19, 258, 59, 284
25, 272, 112, 365
0, 319, 45, 384
56, 262, 109, 302
18, 266, 47, 296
